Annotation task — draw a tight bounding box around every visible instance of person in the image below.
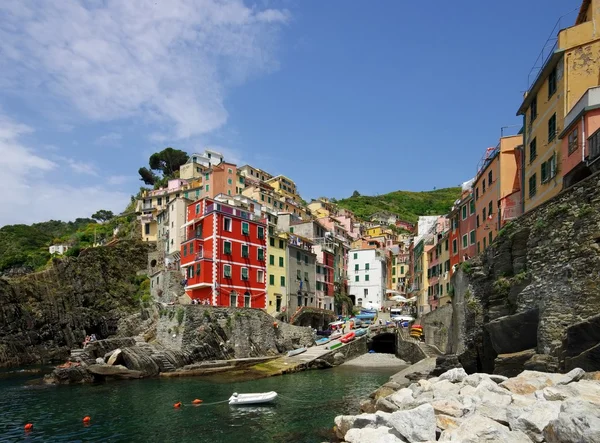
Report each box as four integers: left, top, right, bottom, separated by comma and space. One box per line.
83, 335, 90, 347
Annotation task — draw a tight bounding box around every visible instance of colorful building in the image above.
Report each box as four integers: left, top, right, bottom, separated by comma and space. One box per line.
517, 1, 600, 212
286, 235, 317, 312
266, 224, 288, 315
180, 198, 267, 308
179, 150, 224, 180
348, 248, 388, 310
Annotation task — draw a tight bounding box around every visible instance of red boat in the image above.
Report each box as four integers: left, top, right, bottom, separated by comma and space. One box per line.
340, 331, 356, 343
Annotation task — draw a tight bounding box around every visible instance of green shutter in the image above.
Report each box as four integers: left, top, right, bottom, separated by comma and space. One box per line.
242, 245, 249, 258
279, 257, 284, 267
258, 248, 264, 261
269, 274, 275, 285
280, 276, 285, 286
224, 242, 231, 254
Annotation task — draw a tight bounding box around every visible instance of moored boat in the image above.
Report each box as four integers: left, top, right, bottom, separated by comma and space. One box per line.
340, 331, 356, 343
315, 337, 330, 346
354, 328, 367, 337
286, 347, 307, 357
229, 391, 278, 405
330, 331, 343, 340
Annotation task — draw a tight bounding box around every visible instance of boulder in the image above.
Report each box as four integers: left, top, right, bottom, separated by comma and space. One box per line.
107, 348, 122, 366
87, 364, 144, 380
120, 347, 160, 376
500, 370, 564, 395
334, 412, 389, 438
431, 380, 461, 400
360, 398, 377, 414
430, 399, 466, 418
388, 388, 414, 407
439, 414, 532, 442
484, 308, 539, 355
344, 426, 405, 443
384, 404, 437, 442
542, 380, 600, 405
438, 368, 468, 384
436, 414, 463, 431
507, 400, 561, 443
543, 399, 600, 443
389, 358, 436, 388
44, 365, 94, 384
333, 352, 345, 365
375, 397, 399, 413
556, 368, 585, 385
95, 357, 105, 365
430, 355, 462, 377
494, 349, 536, 377
524, 353, 559, 372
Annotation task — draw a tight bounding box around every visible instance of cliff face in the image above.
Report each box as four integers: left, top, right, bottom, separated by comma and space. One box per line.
451, 173, 600, 375
0, 241, 151, 368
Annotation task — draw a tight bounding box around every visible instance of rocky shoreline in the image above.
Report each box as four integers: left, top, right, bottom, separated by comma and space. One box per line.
333, 361, 600, 443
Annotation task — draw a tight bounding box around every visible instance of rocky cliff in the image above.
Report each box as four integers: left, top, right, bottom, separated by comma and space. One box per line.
449, 172, 600, 376
0, 241, 152, 368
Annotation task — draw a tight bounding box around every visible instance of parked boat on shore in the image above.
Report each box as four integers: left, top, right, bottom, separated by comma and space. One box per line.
287, 347, 307, 357
340, 331, 356, 343
229, 391, 278, 405
315, 337, 330, 346
354, 329, 367, 338
330, 331, 343, 340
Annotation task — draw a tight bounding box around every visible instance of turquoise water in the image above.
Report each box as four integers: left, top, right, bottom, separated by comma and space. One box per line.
0, 365, 395, 442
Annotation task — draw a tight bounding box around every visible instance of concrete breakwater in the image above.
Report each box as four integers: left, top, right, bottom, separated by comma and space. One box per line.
333, 362, 600, 443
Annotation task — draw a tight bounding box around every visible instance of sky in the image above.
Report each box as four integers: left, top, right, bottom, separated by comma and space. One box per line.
0, 0, 582, 225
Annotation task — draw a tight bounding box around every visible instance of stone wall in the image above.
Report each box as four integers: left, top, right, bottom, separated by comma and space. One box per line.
396, 335, 427, 364
156, 305, 315, 361
317, 336, 367, 367
151, 270, 184, 303
421, 305, 453, 354
452, 171, 600, 375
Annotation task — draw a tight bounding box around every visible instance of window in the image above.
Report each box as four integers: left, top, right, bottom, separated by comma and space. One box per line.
354, 264, 359, 271
529, 173, 537, 198
257, 248, 264, 261
244, 292, 251, 307
316, 282, 321, 291
296, 251, 301, 263
224, 218, 232, 231
364, 289, 368, 296
270, 237, 275, 247
242, 244, 249, 258
269, 255, 274, 265
230, 291, 237, 307
189, 242, 194, 255
392, 278, 396, 284
195, 204, 200, 215
279, 257, 284, 267
476, 215, 480, 228
392, 267, 396, 275
196, 264, 201, 276
289, 227, 294, 233
365, 263, 370, 270
353, 253, 358, 259
548, 113, 557, 142
401, 266, 404, 274
304, 272, 308, 281
488, 170, 493, 185
241, 267, 249, 280
488, 232, 493, 245
568, 127, 578, 155
269, 274, 275, 285
461, 205, 467, 220
469, 200, 475, 215
183, 244, 188, 257
224, 264, 232, 278
227, 178, 232, 185
205, 184, 209, 191
145, 223, 150, 235
541, 153, 557, 183
445, 239, 449, 251
548, 67, 557, 98
355, 275, 359, 282
304, 255, 308, 265
280, 276, 285, 286
297, 269, 301, 280
279, 240, 285, 249
475, 187, 479, 200
257, 270, 264, 282
365, 274, 370, 281
477, 242, 481, 253
452, 239, 457, 254
530, 95, 537, 122
469, 230, 476, 245
483, 208, 486, 220
223, 241, 232, 255
242, 222, 249, 236
228, 168, 233, 174
258, 226, 264, 239
488, 201, 493, 216
483, 238, 487, 249
529, 138, 537, 163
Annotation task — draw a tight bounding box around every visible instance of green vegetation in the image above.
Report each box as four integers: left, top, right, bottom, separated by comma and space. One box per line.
138, 147, 189, 187
577, 204, 593, 218
336, 187, 461, 223
460, 261, 472, 275
176, 307, 185, 325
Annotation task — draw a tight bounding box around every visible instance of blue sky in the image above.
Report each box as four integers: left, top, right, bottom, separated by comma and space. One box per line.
0, 0, 581, 225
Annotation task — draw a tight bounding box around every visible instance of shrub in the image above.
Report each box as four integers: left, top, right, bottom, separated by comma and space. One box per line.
176, 307, 185, 325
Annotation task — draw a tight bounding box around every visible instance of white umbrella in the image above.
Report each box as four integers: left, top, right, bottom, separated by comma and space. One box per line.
406, 296, 417, 303
390, 295, 408, 302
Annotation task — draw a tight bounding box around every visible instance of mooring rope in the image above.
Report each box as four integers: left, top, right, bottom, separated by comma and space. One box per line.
196, 399, 231, 406
276, 393, 314, 403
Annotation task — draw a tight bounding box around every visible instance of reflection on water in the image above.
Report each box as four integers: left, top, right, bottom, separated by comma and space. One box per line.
0, 365, 396, 443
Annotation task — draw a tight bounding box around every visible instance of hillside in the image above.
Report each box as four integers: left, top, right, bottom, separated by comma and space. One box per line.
336, 187, 461, 223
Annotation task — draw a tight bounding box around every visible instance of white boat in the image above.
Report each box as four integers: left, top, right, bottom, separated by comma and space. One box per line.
229, 391, 278, 405
330, 331, 343, 340
286, 347, 307, 357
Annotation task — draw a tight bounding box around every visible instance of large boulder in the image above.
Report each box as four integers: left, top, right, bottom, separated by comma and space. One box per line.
500, 370, 564, 395
383, 404, 437, 442
562, 313, 600, 372
484, 308, 539, 355
494, 349, 536, 377
543, 399, 600, 443
44, 365, 93, 384
87, 364, 143, 380
507, 400, 561, 442
344, 426, 405, 443
120, 347, 160, 376
439, 414, 532, 442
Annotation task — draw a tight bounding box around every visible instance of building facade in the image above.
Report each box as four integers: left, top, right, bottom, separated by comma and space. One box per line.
348, 248, 387, 310
180, 198, 267, 308
266, 227, 288, 315
286, 236, 317, 312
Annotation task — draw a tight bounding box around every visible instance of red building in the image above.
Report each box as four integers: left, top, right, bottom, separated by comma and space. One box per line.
180, 198, 267, 308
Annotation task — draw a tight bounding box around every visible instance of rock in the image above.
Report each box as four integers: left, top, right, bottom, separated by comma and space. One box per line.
375, 397, 399, 413
418, 379, 433, 391
385, 404, 437, 442
44, 365, 94, 384
431, 380, 461, 399
500, 370, 564, 395
489, 374, 508, 383
360, 399, 376, 414
389, 358, 437, 388
388, 388, 414, 406
542, 380, 600, 405
344, 426, 405, 443
494, 349, 537, 378
524, 353, 559, 372
562, 313, 600, 372
543, 398, 600, 443
507, 401, 561, 443
556, 368, 585, 385
430, 355, 462, 377
584, 371, 600, 381
439, 414, 532, 442
333, 352, 345, 365
463, 373, 493, 387
484, 308, 539, 354
95, 357, 105, 365
436, 414, 463, 431
430, 399, 466, 417
87, 364, 144, 379
107, 348, 122, 365
438, 368, 467, 384
120, 347, 160, 376
334, 413, 381, 437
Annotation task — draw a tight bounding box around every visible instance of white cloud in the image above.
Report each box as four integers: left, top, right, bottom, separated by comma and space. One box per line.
95, 132, 122, 146
107, 175, 130, 186
66, 158, 99, 176
0, 114, 128, 226
0, 0, 289, 140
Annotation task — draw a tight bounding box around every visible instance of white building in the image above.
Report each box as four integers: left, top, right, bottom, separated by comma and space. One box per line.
49, 244, 69, 255
179, 149, 224, 180
348, 248, 387, 310
157, 197, 191, 262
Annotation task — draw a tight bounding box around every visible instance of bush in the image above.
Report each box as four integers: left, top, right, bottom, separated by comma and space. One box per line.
176, 307, 185, 325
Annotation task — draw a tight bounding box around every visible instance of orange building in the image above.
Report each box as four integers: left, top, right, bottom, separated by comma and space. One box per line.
203, 162, 238, 198
560, 86, 600, 188
473, 135, 523, 254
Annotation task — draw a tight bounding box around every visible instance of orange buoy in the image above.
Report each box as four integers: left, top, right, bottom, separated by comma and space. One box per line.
24, 423, 33, 431
174, 402, 182, 408
83, 416, 91, 423
192, 399, 203, 405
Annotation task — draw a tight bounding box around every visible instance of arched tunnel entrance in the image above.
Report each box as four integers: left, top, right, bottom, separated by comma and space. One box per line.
368, 333, 396, 354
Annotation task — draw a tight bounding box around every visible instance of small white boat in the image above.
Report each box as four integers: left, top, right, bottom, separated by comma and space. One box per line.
229, 391, 278, 405
330, 331, 343, 340
286, 347, 307, 357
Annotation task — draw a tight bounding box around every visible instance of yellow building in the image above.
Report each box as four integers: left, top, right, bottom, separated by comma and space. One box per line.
366, 226, 383, 237
437, 232, 452, 306
266, 228, 288, 314
307, 198, 336, 218
517, 0, 600, 212
390, 249, 409, 294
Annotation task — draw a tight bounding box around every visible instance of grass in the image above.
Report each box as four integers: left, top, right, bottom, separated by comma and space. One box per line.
335, 187, 461, 223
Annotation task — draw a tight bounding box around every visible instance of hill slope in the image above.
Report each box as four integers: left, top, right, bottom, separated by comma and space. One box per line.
336, 187, 461, 223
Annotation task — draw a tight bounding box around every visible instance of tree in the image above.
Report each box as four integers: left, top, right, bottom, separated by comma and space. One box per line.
138, 167, 157, 185
91, 210, 115, 223
148, 147, 189, 176
352, 190, 361, 198
334, 282, 354, 315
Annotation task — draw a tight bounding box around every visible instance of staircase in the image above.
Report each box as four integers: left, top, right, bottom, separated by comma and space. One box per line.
397, 328, 441, 358
68, 348, 89, 363
133, 336, 177, 372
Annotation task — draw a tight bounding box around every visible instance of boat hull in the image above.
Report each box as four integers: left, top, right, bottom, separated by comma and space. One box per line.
340, 331, 356, 343
286, 347, 307, 357
229, 391, 278, 405
315, 338, 330, 346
